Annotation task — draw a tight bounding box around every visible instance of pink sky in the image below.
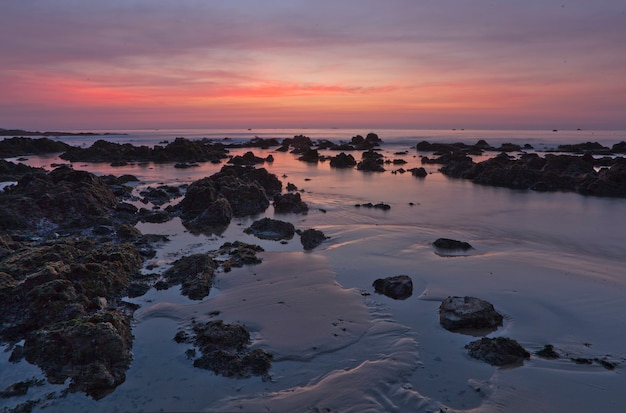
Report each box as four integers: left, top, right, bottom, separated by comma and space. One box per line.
1, 1, 625, 131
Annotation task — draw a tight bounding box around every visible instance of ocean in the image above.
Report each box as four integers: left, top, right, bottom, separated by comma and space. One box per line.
2, 128, 626, 412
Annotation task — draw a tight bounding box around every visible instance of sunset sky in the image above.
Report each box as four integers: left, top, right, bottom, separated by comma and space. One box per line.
2, 1, 625, 131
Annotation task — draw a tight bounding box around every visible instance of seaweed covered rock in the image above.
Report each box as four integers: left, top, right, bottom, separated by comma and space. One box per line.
162, 254, 215, 300
175, 320, 272, 378
0, 166, 119, 232
439, 296, 503, 332
211, 175, 270, 217
23, 311, 133, 399
466, 337, 530, 366
372, 275, 413, 300
177, 177, 232, 234
244, 218, 295, 241
217, 241, 264, 272
0, 159, 45, 181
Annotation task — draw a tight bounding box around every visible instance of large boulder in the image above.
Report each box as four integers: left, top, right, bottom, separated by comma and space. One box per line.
372, 275, 413, 300
212, 175, 270, 217
244, 218, 295, 241
439, 296, 503, 332
465, 337, 530, 366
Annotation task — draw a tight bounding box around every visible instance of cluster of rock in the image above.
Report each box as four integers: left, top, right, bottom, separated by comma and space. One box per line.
243, 218, 329, 250
60, 137, 229, 164
0, 136, 72, 157
174, 320, 272, 378
417, 140, 626, 197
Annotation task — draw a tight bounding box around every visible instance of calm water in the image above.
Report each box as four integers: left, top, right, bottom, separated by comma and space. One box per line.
2, 129, 626, 412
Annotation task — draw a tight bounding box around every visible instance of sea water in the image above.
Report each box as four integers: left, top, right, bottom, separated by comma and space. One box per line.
2, 129, 626, 412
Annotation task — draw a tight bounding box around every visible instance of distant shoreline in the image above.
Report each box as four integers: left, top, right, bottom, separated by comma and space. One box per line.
0, 128, 127, 137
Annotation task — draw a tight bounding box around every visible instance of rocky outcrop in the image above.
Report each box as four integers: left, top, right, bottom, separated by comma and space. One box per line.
329, 152, 357, 168
0, 159, 45, 181
162, 254, 215, 300
175, 320, 272, 378
465, 337, 530, 366
228, 151, 267, 165
60, 137, 228, 164
357, 150, 385, 172
0, 166, 120, 232
244, 218, 295, 241
439, 296, 503, 332
372, 275, 413, 300
23, 311, 133, 399
273, 192, 309, 214
298, 228, 328, 250
0, 137, 72, 158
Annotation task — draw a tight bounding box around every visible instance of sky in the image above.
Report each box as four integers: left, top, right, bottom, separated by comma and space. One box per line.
1, 0, 625, 131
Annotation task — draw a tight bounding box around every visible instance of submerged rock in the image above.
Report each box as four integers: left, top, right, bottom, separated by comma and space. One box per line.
372, 275, 413, 300
439, 296, 503, 332
244, 218, 295, 241
465, 337, 530, 366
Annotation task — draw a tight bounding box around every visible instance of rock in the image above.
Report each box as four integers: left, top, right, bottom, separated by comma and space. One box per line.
465, 337, 530, 366
433, 238, 473, 250
217, 241, 264, 271
536, 344, 560, 359
244, 218, 295, 241
211, 175, 270, 217
372, 275, 413, 300
357, 150, 385, 172
23, 311, 134, 399
0, 159, 45, 181
273, 192, 309, 214
0, 137, 72, 158
329, 152, 357, 168
439, 296, 503, 331
298, 148, 320, 163
299, 228, 328, 250
182, 320, 272, 378
409, 167, 427, 177
228, 151, 266, 165
163, 254, 215, 300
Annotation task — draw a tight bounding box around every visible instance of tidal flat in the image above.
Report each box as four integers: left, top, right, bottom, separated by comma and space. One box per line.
1, 129, 626, 412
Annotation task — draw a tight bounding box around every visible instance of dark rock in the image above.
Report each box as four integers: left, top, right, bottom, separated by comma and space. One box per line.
0, 137, 72, 158
286, 182, 298, 191
163, 254, 215, 300
23, 311, 134, 399
372, 275, 413, 300
357, 150, 385, 172
433, 238, 473, 250
298, 149, 320, 163
536, 344, 560, 359
439, 296, 503, 332
217, 241, 264, 271
185, 320, 272, 378
273, 192, 308, 214
228, 151, 266, 165
612, 141, 626, 153
211, 175, 270, 217
409, 167, 427, 177
299, 228, 328, 250
244, 218, 295, 241
466, 337, 530, 366
0, 159, 45, 181
329, 152, 357, 168
556, 141, 610, 154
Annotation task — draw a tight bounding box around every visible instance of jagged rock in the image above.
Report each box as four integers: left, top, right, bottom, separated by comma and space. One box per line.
183, 320, 272, 378
298, 148, 320, 163
211, 175, 270, 217
409, 167, 427, 177
0, 159, 45, 181
217, 241, 264, 272
372, 275, 413, 300
465, 337, 530, 366
23, 311, 133, 399
244, 218, 295, 241
163, 254, 215, 300
299, 228, 328, 250
228, 151, 266, 165
329, 152, 357, 168
273, 192, 308, 214
439, 296, 503, 331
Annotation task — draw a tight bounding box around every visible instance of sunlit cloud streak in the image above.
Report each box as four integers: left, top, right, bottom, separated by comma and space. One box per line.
1, 0, 625, 130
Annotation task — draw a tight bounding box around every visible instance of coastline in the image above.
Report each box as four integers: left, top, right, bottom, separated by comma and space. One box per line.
1, 132, 626, 412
